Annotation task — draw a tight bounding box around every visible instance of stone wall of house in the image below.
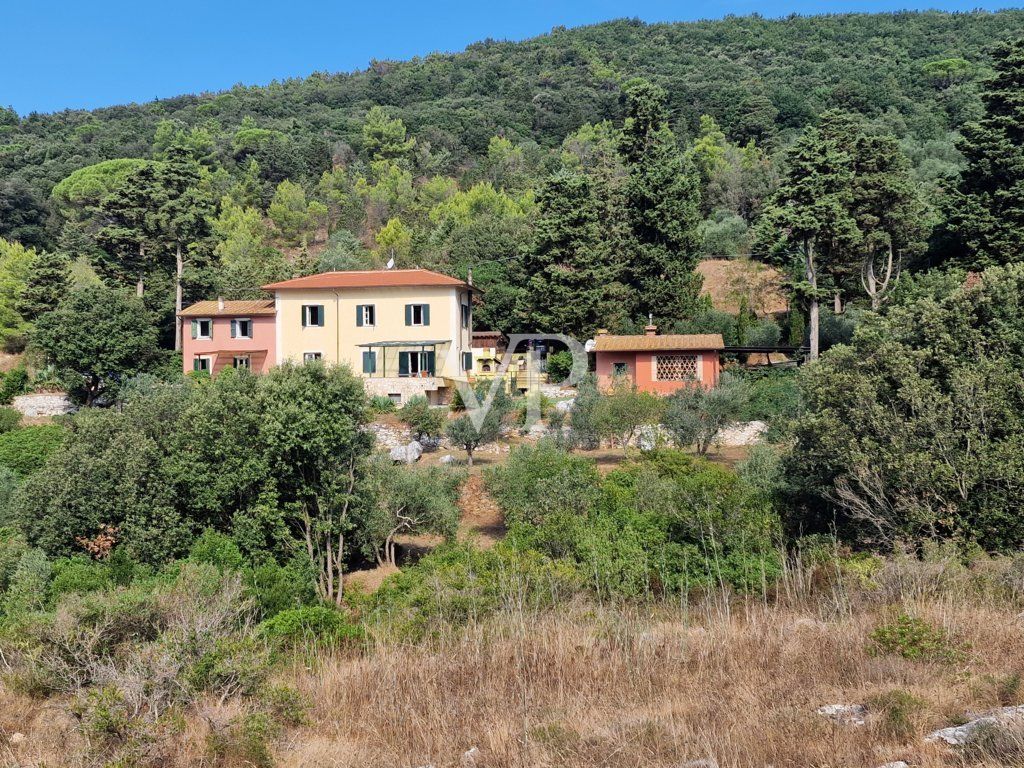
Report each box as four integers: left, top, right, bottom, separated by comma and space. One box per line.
11, 392, 75, 418
363, 377, 450, 406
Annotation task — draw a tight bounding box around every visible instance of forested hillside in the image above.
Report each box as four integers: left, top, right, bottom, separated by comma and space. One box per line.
1, 11, 1023, 353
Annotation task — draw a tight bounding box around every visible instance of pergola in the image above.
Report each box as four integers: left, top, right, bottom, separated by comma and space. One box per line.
357, 340, 450, 377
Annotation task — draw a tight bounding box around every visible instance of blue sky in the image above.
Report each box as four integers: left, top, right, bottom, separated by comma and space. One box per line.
2, 0, 1018, 114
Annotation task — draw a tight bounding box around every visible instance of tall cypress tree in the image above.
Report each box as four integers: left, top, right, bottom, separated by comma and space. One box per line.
18, 249, 71, 322
524, 169, 622, 336
618, 80, 703, 326
947, 37, 1024, 267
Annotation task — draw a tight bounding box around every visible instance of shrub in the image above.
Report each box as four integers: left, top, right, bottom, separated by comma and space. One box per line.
48, 555, 112, 602
0, 424, 64, 475
593, 380, 664, 453
366, 543, 582, 641
206, 711, 278, 768
738, 368, 801, 424
868, 689, 926, 738
400, 395, 445, 441
0, 407, 21, 434
546, 350, 574, 382
662, 373, 748, 455
368, 394, 396, 413
567, 373, 601, 449
188, 529, 245, 571
869, 613, 966, 663
0, 366, 29, 405
244, 556, 316, 620
257, 605, 363, 648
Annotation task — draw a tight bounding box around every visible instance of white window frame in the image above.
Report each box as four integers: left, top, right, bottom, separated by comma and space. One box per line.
460, 303, 471, 329
410, 304, 425, 326
194, 355, 213, 373
361, 304, 376, 327
233, 355, 250, 370
232, 317, 252, 339
195, 318, 213, 340
302, 304, 324, 327
303, 351, 323, 363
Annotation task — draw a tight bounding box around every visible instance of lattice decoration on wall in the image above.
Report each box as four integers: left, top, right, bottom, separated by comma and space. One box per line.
656, 354, 699, 381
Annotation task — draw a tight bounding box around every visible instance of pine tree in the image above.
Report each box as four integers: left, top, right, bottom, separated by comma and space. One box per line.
947, 37, 1024, 267
618, 80, 703, 326
18, 249, 71, 321
754, 125, 859, 359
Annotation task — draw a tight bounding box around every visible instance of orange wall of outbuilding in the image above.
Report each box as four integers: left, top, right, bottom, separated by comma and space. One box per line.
595, 350, 720, 395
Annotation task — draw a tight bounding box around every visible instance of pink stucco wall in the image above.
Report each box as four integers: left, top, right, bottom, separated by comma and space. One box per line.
595, 350, 720, 395
181, 314, 276, 375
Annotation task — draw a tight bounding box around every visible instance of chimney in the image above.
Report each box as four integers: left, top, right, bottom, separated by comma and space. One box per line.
596, 328, 608, 337
644, 324, 658, 336
217, 296, 225, 311
466, 267, 473, 286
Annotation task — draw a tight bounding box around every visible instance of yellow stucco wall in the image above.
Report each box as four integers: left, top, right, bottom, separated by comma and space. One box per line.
273, 285, 473, 379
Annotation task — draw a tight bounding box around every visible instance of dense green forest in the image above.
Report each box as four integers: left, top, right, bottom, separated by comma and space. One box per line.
1, 10, 1023, 349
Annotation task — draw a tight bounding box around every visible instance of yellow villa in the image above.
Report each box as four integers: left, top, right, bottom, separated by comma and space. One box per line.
261, 269, 477, 404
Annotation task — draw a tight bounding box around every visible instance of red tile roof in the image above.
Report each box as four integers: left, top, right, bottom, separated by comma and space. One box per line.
593, 334, 725, 352
263, 268, 471, 291
179, 299, 275, 317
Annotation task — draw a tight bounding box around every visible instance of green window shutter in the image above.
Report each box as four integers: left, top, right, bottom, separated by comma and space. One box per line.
463, 352, 472, 371
398, 352, 410, 376
317, 306, 324, 327
191, 319, 198, 339
356, 305, 363, 327
230, 319, 236, 339
404, 304, 412, 326
422, 304, 430, 326
362, 350, 373, 373
193, 357, 201, 371
426, 351, 436, 376
301, 306, 307, 328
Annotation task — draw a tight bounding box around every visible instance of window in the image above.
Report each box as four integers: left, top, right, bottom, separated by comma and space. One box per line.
303, 352, 323, 363
404, 303, 429, 326
656, 354, 700, 381
230, 318, 251, 339
460, 303, 471, 329
399, 351, 435, 377
388, 393, 402, 406
302, 305, 324, 327
482, 363, 491, 373
462, 351, 473, 371
233, 356, 250, 370
362, 350, 377, 374
192, 356, 211, 373
191, 318, 212, 340
356, 304, 375, 327
612, 362, 629, 376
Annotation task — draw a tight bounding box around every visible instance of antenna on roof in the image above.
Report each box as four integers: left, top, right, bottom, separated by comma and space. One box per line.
385, 249, 395, 270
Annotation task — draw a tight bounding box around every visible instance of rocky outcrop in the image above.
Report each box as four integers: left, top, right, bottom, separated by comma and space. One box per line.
390, 440, 423, 464
816, 703, 868, 726
925, 705, 1024, 745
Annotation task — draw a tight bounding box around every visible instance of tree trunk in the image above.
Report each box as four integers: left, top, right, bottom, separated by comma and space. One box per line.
806, 240, 819, 361
833, 291, 842, 314
466, 446, 474, 467
136, 243, 145, 297
174, 242, 184, 352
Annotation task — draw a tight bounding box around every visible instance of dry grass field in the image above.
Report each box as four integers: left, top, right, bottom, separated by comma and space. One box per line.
3, 555, 1023, 768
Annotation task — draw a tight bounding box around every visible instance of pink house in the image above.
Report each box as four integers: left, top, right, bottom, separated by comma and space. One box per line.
179, 299, 276, 375
593, 326, 723, 395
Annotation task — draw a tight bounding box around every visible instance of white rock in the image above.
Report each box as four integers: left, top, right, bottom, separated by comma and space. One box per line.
555, 398, 575, 413
527, 423, 548, 438
460, 746, 480, 767
680, 759, 718, 768
817, 703, 868, 726
876, 763, 908, 768
925, 705, 1024, 745
439, 454, 455, 465
390, 440, 423, 464
8, 732, 25, 745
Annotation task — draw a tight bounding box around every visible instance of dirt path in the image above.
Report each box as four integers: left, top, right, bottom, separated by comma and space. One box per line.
456, 474, 505, 548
